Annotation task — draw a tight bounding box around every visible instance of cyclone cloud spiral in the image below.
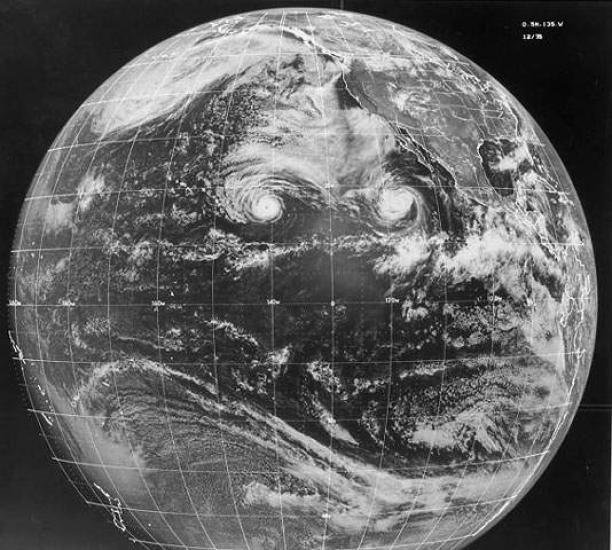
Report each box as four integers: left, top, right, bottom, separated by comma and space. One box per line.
9, 8, 596, 550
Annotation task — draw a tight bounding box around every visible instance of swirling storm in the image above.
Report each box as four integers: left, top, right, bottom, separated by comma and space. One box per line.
10, 9, 596, 550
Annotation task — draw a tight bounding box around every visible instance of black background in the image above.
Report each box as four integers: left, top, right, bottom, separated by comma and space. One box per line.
0, 1, 610, 549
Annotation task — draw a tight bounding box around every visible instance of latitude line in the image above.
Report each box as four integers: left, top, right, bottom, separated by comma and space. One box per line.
29, 405, 572, 425
15, 350, 584, 365
81, 493, 519, 519
48, 449, 551, 475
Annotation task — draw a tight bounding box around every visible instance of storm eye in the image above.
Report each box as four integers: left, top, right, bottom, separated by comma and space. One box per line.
377, 187, 419, 226
249, 193, 284, 223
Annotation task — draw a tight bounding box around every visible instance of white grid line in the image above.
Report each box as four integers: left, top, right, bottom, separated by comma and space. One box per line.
9, 9, 595, 550
86, 29, 199, 549
42, 128, 516, 152
387, 13, 454, 546
83, 493, 519, 519
48, 450, 550, 475
207, 13, 272, 550
125, 533, 480, 550
336, 11, 399, 548
21, 184, 573, 203
147, 14, 245, 549
14, 350, 584, 365
303, 12, 337, 549
269, 10, 288, 550
28, 403, 572, 424
19, 31, 192, 548
427, 261, 542, 550
12, 240, 586, 254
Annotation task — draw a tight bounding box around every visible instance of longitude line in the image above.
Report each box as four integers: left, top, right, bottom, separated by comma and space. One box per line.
94, 31, 218, 549
208, 12, 271, 550
150, 15, 244, 550
386, 14, 452, 546
342, 15, 398, 550
66, 32, 196, 550
268, 10, 288, 550
10, 145, 106, 515
19, 37, 190, 547
443, 138, 588, 549
302, 11, 337, 550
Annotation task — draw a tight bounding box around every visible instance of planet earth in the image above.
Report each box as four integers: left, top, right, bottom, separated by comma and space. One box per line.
10, 8, 597, 550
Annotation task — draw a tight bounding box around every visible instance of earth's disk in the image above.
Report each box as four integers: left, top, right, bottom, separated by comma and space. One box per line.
10, 8, 596, 550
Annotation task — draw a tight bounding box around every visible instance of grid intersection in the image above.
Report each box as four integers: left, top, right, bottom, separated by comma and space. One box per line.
9, 8, 596, 550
